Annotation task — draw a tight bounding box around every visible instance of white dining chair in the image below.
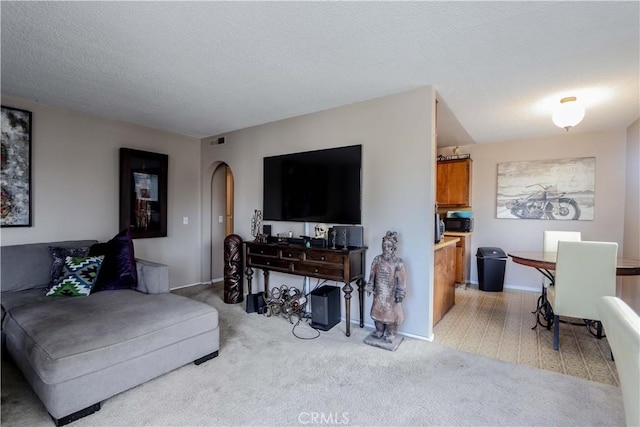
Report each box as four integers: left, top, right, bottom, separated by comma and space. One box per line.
543, 230, 582, 252
532, 231, 583, 329
541, 230, 582, 289
598, 296, 640, 427
546, 241, 617, 350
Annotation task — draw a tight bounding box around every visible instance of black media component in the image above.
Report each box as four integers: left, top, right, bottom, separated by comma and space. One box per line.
309, 237, 326, 248
330, 225, 364, 248
476, 247, 507, 292
310, 285, 341, 331
263, 145, 362, 224
246, 291, 265, 314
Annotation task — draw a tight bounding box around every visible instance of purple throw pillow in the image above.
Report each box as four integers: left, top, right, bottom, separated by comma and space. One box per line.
48, 246, 90, 289
89, 229, 137, 292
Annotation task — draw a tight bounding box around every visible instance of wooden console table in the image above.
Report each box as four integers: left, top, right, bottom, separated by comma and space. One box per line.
244, 242, 367, 337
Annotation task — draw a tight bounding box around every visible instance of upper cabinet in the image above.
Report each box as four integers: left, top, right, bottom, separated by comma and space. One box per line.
436, 158, 472, 207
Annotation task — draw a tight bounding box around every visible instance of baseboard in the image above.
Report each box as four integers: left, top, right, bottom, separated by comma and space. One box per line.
467, 281, 539, 293
171, 280, 221, 290
503, 284, 539, 293
345, 318, 431, 341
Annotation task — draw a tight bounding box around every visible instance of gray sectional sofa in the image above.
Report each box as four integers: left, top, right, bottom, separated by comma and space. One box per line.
1, 240, 220, 426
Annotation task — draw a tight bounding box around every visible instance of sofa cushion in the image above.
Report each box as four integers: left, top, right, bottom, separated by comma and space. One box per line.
1, 240, 98, 292
1, 288, 50, 313
48, 246, 91, 289
3, 290, 219, 385
89, 229, 137, 292
46, 256, 105, 297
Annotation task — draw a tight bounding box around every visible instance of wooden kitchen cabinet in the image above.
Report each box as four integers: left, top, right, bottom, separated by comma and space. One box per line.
433, 237, 457, 325
437, 158, 472, 207
444, 232, 472, 285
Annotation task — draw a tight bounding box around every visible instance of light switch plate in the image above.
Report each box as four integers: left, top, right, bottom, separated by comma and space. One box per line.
183, 217, 188, 225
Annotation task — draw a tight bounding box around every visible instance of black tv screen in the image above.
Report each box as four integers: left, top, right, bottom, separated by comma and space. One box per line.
263, 145, 362, 224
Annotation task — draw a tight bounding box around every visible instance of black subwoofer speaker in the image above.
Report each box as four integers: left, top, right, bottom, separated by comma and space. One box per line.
310, 285, 341, 331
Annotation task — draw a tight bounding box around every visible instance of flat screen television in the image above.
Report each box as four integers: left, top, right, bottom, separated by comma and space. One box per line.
263, 145, 362, 224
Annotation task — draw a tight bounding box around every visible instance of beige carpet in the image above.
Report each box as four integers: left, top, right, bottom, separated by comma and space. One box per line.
1, 283, 625, 426
433, 286, 619, 386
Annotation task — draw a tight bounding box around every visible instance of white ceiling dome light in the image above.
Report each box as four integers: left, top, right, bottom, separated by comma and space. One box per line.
552, 96, 585, 131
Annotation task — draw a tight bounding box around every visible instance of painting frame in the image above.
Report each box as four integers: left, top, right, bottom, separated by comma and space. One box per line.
119, 148, 168, 238
496, 157, 595, 221
1, 105, 32, 227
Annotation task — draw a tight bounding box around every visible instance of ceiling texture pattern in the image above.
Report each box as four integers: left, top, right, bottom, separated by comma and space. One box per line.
1, 1, 638, 146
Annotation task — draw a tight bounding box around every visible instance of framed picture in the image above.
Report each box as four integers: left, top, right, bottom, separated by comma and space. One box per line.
1, 106, 32, 227
496, 157, 595, 221
119, 148, 168, 238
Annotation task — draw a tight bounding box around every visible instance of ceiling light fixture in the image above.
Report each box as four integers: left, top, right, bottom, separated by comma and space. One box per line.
552, 96, 585, 131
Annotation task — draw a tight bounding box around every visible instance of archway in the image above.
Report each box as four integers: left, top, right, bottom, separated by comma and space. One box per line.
209, 162, 234, 283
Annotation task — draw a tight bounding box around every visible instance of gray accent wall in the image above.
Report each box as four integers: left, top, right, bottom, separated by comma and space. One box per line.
0, 95, 203, 289
201, 87, 438, 339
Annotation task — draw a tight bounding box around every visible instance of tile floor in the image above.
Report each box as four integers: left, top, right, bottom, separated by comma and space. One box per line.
433, 286, 619, 386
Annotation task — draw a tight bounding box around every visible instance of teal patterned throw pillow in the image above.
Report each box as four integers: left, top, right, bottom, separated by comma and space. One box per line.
46, 255, 105, 297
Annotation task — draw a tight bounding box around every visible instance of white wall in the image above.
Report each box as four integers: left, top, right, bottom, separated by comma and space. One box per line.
439, 129, 628, 293
621, 119, 640, 312
624, 119, 639, 259
0, 95, 202, 288
201, 87, 437, 339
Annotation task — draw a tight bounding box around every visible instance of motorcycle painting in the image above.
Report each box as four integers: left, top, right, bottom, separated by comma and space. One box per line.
496, 158, 595, 220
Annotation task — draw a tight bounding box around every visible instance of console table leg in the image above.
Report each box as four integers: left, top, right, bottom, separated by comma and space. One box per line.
342, 282, 353, 337
357, 278, 365, 328
245, 266, 254, 295
262, 270, 270, 294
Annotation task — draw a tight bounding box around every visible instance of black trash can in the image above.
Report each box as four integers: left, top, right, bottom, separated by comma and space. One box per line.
476, 247, 507, 292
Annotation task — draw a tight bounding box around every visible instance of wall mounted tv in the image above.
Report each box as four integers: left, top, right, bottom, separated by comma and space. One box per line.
263, 145, 362, 224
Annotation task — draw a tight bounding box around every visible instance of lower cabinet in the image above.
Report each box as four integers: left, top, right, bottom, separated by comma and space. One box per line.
445, 232, 472, 285
433, 241, 456, 326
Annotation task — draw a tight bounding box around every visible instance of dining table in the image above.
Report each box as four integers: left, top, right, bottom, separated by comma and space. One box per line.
508, 251, 640, 329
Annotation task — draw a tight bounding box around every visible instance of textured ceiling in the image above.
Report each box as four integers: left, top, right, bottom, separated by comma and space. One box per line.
1, 2, 638, 146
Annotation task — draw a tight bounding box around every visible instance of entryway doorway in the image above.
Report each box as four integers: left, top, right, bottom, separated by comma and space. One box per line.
210, 163, 234, 282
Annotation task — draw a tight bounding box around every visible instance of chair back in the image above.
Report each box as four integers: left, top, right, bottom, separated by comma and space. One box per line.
543, 230, 581, 252
553, 241, 617, 320
598, 296, 640, 427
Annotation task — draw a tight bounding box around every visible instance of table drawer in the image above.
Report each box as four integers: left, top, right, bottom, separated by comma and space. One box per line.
248, 256, 290, 271
293, 263, 344, 280
247, 245, 278, 257
280, 248, 305, 261
305, 251, 344, 265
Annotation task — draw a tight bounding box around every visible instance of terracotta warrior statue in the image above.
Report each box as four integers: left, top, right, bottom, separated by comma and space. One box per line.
366, 231, 407, 343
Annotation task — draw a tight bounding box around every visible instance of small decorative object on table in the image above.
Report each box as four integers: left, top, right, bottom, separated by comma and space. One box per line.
364, 231, 407, 351
314, 223, 328, 239
251, 209, 267, 242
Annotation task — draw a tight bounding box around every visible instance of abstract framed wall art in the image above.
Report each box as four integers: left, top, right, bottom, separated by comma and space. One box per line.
1, 106, 32, 227
496, 157, 595, 221
119, 148, 168, 238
